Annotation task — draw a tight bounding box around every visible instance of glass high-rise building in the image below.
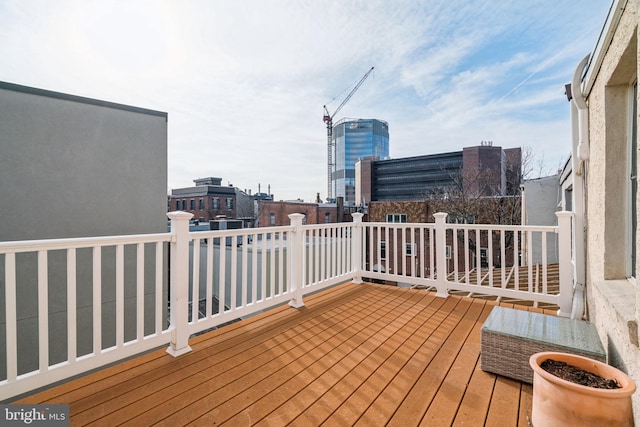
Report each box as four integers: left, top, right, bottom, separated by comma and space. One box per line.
333, 118, 389, 205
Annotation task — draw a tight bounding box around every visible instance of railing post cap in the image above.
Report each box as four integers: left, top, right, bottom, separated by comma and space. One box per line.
288, 213, 306, 226
433, 212, 448, 219
555, 211, 573, 218
167, 211, 194, 220
351, 212, 364, 222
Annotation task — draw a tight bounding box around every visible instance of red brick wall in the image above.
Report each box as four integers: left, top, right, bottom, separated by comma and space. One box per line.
256, 201, 338, 227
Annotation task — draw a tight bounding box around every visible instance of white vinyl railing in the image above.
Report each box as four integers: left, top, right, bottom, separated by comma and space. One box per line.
0, 232, 173, 401
0, 211, 572, 400
360, 212, 572, 313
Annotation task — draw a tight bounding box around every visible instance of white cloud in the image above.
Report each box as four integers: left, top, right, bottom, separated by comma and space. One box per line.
0, 0, 612, 201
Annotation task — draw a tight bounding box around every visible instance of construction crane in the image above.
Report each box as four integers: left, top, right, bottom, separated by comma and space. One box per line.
323, 66, 374, 201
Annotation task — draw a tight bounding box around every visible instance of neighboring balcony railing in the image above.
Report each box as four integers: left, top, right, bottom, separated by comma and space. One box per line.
0, 211, 572, 400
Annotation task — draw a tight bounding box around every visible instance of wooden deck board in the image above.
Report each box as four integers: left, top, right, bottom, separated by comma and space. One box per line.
419, 303, 495, 426
326, 296, 463, 426
14, 282, 542, 426
485, 377, 523, 426
380, 298, 482, 426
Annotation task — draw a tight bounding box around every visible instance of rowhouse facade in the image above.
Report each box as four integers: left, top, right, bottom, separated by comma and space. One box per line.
169, 177, 253, 224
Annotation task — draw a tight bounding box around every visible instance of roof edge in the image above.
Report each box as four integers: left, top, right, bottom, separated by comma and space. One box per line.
0, 81, 168, 119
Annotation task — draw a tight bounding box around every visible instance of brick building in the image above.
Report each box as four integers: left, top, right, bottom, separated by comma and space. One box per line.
168, 177, 252, 223
256, 200, 340, 227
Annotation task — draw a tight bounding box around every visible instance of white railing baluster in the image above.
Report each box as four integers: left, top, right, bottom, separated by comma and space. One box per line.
527, 231, 533, 293
336, 225, 340, 277
93, 246, 102, 354
319, 229, 324, 281
136, 243, 144, 341
218, 236, 226, 314
241, 236, 248, 308
67, 248, 77, 362
375, 226, 380, 275
115, 245, 124, 349
393, 227, 399, 277
206, 238, 213, 317
192, 238, 200, 322
514, 230, 520, 291
6, 253, 17, 382
464, 228, 470, 285
401, 226, 407, 277
500, 230, 506, 287
154, 242, 162, 335
453, 228, 459, 282
231, 236, 238, 310
37, 251, 49, 372
419, 226, 425, 279
410, 227, 416, 278
488, 232, 494, 287
260, 232, 267, 301
475, 229, 481, 287
67, 249, 77, 362
429, 227, 435, 280
251, 232, 258, 303
269, 232, 275, 297
279, 232, 285, 294
341, 226, 346, 275
314, 229, 320, 283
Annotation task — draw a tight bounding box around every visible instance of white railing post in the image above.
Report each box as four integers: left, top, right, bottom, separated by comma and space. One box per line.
166, 211, 193, 357
288, 213, 305, 308
556, 211, 574, 317
351, 213, 364, 284
433, 212, 449, 298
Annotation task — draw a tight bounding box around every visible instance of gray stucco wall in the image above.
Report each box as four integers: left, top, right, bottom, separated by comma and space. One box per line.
0, 82, 168, 240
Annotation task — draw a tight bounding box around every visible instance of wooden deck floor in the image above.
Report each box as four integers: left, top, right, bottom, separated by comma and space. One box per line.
15, 282, 555, 426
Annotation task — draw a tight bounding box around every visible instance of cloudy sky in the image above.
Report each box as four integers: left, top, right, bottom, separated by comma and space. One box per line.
0, 0, 611, 201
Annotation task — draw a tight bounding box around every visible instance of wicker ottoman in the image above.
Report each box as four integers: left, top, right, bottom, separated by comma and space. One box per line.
480, 306, 606, 384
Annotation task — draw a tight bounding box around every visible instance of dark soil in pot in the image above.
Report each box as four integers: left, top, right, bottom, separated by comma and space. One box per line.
541, 358, 621, 389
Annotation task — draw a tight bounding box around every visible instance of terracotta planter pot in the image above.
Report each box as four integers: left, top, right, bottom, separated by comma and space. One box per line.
529, 352, 636, 427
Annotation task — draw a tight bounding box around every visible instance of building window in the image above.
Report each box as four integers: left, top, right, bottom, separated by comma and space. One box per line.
190, 199, 195, 210
226, 198, 233, 210
379, 241, 386, 260
446, 245, 452, 259
181, 199, 186, 210
386, 214, 407, 223
199, 198, 204, 210
628, 81, 637, 280
405, 243, 416, 256
480, 248, 488, 268
325, 212, 331, 223
269, 213, 276, 226
212, 198, 220, 210
175, 200, 180, 210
